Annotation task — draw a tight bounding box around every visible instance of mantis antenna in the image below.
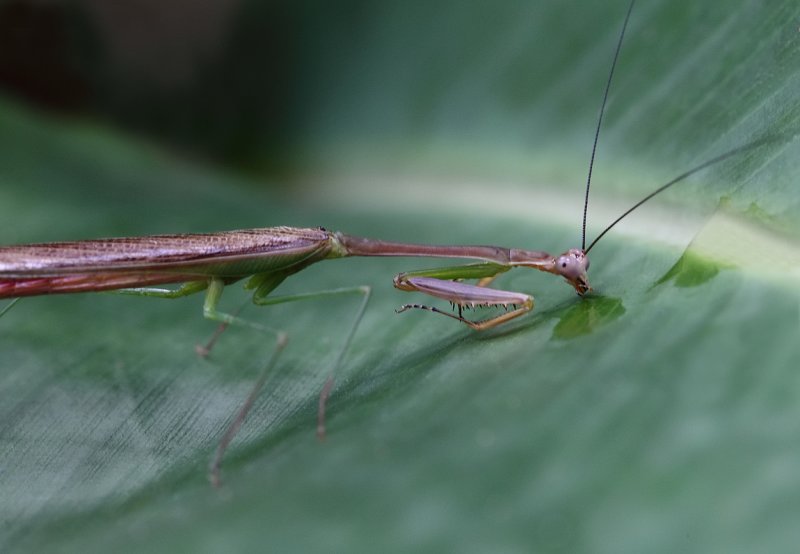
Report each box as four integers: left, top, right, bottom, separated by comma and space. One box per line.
584, 135, 779, 254
579, 0, 778, 256
582, 0, 637, 251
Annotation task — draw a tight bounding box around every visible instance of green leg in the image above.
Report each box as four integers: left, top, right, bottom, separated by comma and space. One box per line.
111, 281, 249, 356
112, 281, 209, 298
195, 301, 249, 358
1, 283, 207, 321
197, 271, 289, 357
114, 283, 222, 354
395, 262, 510, 282
253, 285, 372, 441
205, 277, 371, 487
0, 298, 21, 319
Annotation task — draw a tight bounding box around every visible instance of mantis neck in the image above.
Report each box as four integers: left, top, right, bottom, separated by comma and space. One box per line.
334, 232, 556, 271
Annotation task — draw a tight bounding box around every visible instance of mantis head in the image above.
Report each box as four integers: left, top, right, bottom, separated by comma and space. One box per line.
554, 249, 591, 296
509, 248, 590, 295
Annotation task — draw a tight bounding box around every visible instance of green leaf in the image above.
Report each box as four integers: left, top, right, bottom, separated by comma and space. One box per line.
2, 1, 800, 553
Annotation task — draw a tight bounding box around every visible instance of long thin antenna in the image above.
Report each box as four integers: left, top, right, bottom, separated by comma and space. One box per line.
584, 136, 777, 254
582, 0, 636, 251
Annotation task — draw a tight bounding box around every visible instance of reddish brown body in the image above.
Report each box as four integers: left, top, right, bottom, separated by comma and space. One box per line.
0, 226, 337, 298
0, 226, 591, 300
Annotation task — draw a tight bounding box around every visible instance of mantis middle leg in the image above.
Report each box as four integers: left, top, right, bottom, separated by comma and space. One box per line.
202, 276, 371, 486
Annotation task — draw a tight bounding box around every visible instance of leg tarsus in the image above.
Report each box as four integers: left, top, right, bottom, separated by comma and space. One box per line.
316, 376, 335, 441
196, 321, 229, 357
397, 297, 533, 331
195, 325, 224, 357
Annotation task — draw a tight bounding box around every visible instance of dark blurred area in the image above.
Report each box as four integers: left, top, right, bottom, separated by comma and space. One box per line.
0, 0, 303, 170
4, 0, 793, 217
0, 0, 602, 179
0, 1, 92, 111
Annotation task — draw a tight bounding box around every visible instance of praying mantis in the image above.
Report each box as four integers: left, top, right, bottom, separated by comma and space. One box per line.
0, 0, 778, 486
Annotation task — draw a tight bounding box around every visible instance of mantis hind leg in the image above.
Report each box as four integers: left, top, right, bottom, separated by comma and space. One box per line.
0, 283, 207, 324
202, 277, 371, 487
112, 281, 209, 298
0, 298, 21, 319
252, 284, 371, 442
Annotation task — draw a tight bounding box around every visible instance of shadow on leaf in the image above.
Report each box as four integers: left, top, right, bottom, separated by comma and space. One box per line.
653, 250, 728, 289
552, 295, 625, 340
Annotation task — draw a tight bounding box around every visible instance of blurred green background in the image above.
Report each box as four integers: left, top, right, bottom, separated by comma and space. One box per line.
1, 1, 800, 553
